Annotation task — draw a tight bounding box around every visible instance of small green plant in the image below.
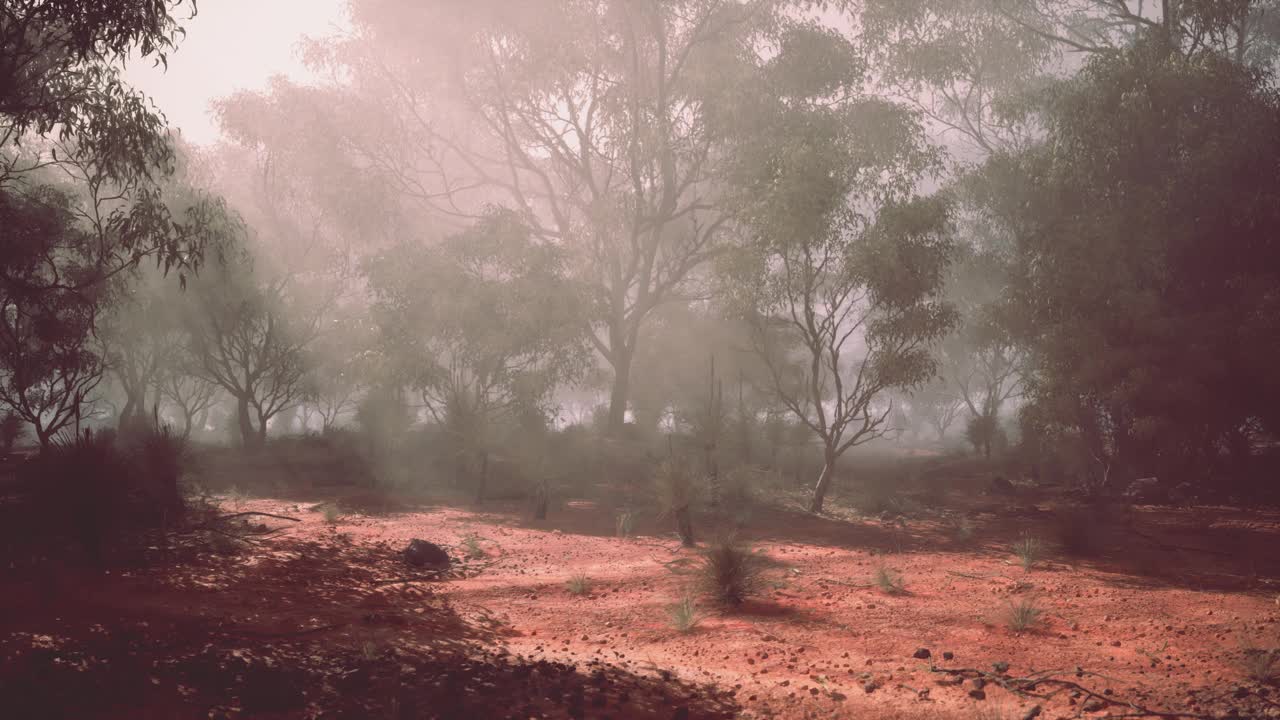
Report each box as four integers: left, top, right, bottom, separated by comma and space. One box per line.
615, 509, 635, 539
1004, 597, 1045, 632
699, 536, 763, 607
461, 533, 486, 559
322, 504, 341, 524
1241, 646, 1279, 684
1012, 533, 1044, 570
666, 593, 702, 633
565, 573, 591, 596
873, 565, 906, 595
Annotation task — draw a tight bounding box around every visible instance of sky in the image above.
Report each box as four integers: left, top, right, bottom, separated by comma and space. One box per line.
123, 0, 350, 146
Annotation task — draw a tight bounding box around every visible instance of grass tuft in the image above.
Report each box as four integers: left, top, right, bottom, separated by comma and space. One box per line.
615, 509, 635, 539
1012, 533, 1044, 570
462, 533, 486, 559
565, 573, 591, 596
322, 504, 341, 524
874, 565, 906, 595
1241, 646, 1279, 684
666, 592, 702, 633
699, 536, 763, 607
1004, 597, 1045, 632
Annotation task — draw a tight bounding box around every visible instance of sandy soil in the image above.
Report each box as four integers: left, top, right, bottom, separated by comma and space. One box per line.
2, 485, 1279, 719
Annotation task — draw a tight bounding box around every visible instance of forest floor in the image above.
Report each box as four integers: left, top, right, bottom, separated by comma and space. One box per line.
2, 470, 1280, 719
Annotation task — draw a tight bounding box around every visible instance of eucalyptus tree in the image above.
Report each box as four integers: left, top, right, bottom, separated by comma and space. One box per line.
723, 28, 956, 513
366, 210, 589, 501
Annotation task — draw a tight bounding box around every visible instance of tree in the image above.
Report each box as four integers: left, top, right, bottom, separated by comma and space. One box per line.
724, 54, 956, 511
985, 36, 1280, 486
366, 210, 589, 502
292, 0, 869, 434
184, 252, 315, 451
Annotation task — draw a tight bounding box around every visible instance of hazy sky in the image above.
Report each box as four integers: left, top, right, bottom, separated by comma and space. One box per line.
124, 0, 349, 146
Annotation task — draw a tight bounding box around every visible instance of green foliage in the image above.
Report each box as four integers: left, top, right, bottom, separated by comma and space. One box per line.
699, 537, 763, 608
1012, 534, 1045, 570
461, 533, 486, 559
1004, 598, 1045, 633
666, 593, 702, 634
565, 574, 591, 596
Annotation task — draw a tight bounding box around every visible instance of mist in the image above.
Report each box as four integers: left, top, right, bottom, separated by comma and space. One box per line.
3, 2, 1280, 719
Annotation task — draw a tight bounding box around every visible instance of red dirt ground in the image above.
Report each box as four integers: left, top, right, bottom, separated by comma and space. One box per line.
3, 484, 1279, 719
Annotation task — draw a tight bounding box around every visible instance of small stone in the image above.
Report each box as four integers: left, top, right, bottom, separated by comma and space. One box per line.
1022, 705, 1043, 720
942, 651, 954, 661
912, 648, 931, 660
968, 689, 987, 700
992, 661, 1010, 674
863, 681, 880, 694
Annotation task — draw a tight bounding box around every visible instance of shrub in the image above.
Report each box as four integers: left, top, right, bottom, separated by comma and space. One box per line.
946, 515, 976, 544
1241, 646, 1279, 684
874, 565, 906, 595
29, 429, 132, 561
615, 508, 635, 539
462, 533, 486, 559
1012, 533, 1044, 570
655, 455, 697, 547
132, 424, 188, 521
565, 573, 591, 596
699, 536, 763, 607
667, 593, 702, 633
1004, 598, 1045, 632
322, 504, 341, 524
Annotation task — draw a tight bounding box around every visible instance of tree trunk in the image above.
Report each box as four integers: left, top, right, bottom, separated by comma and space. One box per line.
809, 448, 838, 513
674, 505, 695, 547
35, 424, 52, 452
237, 396, 262, 451
474, 449, 488, 505
606, 346, 634, 436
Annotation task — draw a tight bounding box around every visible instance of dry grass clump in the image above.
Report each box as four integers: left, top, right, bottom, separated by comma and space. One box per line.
1241, 646, 1279, 684
667, 593, 702, 633
1004, 597, 1045, 632
699, 536, 763, 607
873, 565, 906, 595
565, 573, 591, 596
1012, 533, 1044, 570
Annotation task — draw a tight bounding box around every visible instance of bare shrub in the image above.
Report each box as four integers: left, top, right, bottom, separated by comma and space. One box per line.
1241, 646, 1279, 684
1056, 506, 1101, 557
655, 454, 697, 547
1012, 533, 1044, 570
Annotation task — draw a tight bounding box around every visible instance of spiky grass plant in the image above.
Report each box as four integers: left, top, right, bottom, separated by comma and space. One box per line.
1241, 646, 1279, 684
565, 573, 591, 596
667, 593, 702, 633
615, 509, 635, 539
654, 455, 697, 547
1012, 533, 1044, 570
1004, 597, 1045, 632
699, 536, 763, 607
874, 565, 906, 595
322, 504, 341, 524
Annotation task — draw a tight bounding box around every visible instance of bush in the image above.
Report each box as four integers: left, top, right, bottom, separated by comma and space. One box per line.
132, 424, 188, 521
667, 593, 702, 633
1004, 598, 1045, 632
28, 429, 133, 561
699, 536, 763, 607
655, 454, 697, 547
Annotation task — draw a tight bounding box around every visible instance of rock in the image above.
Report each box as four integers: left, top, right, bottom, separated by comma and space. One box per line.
403, 539, 451, 569
969, 689, 987, 700
971, 678, 987, 690
942, 651, 954, 661
672, 707, 690, 720
1022, 705, 1043, 720
990, 476, 1015, 495
1169, 481, 1196, 505
830, 692, 847, 702
1082, 698, 1108, 712
863, 681, 880, 694
992, 661, 1010, 674
912, 648, 931, 660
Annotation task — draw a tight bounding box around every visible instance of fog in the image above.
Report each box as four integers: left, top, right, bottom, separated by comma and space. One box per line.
3, 2, 1280, 718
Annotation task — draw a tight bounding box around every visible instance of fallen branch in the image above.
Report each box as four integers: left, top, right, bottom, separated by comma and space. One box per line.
217, 511, 302, 523
929, 666, 1225, 719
